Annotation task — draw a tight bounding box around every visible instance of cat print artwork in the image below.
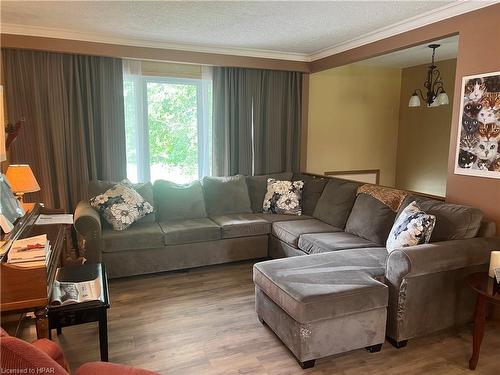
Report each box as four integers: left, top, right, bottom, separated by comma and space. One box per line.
474, 140, 498, 162
463, 102, 482, 118
489, 157, 500, 172
458, 150, 477, 168
455, 71, 500, 179
460, 133, 479, 152
464, 79, 486, 102
462, 114, 480, 134
477, 122, 500, 141
477, 107, 497, 124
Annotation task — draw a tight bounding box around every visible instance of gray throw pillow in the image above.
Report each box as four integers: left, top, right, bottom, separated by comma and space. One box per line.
313, 178, 359, 229
153, 180, 207, 221
345, 193, 396, 245
202, 175, 252, 216
90, 181, 154, 231
246, 172, 293, 213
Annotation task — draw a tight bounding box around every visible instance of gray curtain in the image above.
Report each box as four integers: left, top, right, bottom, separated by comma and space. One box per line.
212, 67, 302, 176
2, 49, 126, 211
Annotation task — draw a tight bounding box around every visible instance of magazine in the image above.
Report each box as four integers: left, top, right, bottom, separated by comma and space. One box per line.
51, 277, 102, 306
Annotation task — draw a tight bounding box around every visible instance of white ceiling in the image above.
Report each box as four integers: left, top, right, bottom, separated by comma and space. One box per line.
356, 35, 459, 68
0, 1, 495, 62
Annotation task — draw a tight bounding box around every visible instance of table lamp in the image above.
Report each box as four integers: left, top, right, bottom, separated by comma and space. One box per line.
5, 164, 41, 203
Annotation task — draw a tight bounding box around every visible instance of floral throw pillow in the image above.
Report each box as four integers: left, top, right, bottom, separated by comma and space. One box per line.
386, 201, 436, 253
263, 179, 304, 215
90, 180, 154, 231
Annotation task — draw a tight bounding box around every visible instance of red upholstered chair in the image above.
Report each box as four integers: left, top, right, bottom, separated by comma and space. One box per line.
0, 328, 159, 375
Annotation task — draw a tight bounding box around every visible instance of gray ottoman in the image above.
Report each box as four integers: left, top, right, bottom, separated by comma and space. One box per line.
253, 249, 388, 368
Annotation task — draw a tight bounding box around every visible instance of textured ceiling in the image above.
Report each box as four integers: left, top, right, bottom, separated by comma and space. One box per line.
1, 1, 455, 57
357, 35, 459, 68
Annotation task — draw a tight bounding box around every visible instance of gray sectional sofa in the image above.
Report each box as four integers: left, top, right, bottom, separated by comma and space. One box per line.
74, 172, 500, 366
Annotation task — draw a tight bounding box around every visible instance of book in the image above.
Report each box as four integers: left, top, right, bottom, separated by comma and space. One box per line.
50, 267, 103, 306
7, 234, 49, 265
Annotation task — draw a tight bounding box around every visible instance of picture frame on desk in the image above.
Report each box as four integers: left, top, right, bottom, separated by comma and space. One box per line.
0, 173, 25, 233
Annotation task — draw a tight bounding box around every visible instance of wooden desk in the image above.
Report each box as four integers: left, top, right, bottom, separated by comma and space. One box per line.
0, 204, 66, 338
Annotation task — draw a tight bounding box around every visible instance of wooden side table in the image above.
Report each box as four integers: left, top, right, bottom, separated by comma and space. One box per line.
467, 272, 500, 370
48, 263, 110, 361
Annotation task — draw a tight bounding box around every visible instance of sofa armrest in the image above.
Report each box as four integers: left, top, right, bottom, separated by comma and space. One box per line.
386, 237, 500, 285
74, 201, 101, 236
74, 201, 102, 262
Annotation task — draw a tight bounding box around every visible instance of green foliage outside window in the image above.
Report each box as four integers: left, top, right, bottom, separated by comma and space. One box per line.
147, 82, 198, 178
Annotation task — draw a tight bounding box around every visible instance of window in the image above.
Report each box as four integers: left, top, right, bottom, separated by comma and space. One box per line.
123, 62, 212, 184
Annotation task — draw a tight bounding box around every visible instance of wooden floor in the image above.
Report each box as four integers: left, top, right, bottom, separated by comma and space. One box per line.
14, 261, 500, 374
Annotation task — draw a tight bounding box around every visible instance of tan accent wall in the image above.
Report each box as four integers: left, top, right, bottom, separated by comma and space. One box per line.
395, 59, 457, 197
310, 4, 500, 232
307, 64, 402, 186
0, 34, 310, 73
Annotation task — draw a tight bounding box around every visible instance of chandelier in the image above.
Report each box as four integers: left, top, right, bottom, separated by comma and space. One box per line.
408, 44, 449, 107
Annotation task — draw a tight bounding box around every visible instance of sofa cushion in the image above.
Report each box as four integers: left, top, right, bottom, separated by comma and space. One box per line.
88, 180, 156, 223
258, 213, 312, 223
159, 218, 221, 245
313, 178, 359, 229
345, 193, 396, 245
153, 180, 207, 221
298, 232, 383, 254
102, 223, 164, 252
202, 175, 252, 216
399, 196, 484, 242
272, 218, 341, 248
246, 172, 293, 213
253, 248, 388, 323
211, 214, 270, 239
293, 173, 328, 216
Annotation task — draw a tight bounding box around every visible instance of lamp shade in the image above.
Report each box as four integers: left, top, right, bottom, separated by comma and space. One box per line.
437, 92, 449, 106
408, 93, 421, 107
0, 85, 6, 162
489, 251, 500, 278
5, 164, 41, 194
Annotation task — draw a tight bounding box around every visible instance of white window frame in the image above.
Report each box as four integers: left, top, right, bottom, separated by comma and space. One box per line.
135, 76, 211, 182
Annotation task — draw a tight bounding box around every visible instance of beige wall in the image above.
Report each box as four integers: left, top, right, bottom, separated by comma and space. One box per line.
307, 64, 401, 186
395, 59, 456, 196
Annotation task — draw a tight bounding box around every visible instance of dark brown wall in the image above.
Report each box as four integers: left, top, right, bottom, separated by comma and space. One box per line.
311, 4, 500, 232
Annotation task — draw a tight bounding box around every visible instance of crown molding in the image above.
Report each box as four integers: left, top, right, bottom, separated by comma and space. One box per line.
1, 0, 497, 63
0, 23, 311, 62
308, 0, 497, 61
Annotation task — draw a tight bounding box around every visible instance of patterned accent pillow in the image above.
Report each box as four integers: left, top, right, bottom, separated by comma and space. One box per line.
90, 180, 154, 231
263, 179, 304, 215
386, 201, 436, 253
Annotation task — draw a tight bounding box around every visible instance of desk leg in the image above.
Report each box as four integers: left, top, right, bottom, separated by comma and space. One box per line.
99, 309, 109, 362
469, 294, 487, 370
34, 308, 49, 339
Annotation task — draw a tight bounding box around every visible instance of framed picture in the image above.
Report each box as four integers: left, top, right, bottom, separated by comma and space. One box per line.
454, 71, 500, 179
